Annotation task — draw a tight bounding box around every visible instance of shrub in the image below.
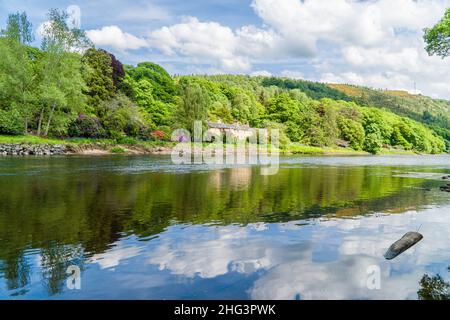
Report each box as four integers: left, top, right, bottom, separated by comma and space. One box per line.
68, 114, 105, 138
100, 94, 146, 138
338, 117, 365, 150
0, 108, 24, 135
151, 130, 166, 140
116, 136, 137, 145
110, 147, 125, 154
364, 132, 383, 154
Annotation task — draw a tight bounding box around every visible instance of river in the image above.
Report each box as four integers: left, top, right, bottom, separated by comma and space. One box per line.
0, 155, 449, 299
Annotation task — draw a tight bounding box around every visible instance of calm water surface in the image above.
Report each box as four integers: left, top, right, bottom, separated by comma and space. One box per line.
0, 155, 449, 299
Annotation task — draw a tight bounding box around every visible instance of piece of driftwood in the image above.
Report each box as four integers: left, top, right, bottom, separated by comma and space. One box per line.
384, 232, 423, 260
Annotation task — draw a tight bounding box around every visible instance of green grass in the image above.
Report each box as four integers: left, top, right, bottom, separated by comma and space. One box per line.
0, 135, 63, 145
285, 144, 369, 155
0, 135, 442, 156
64, 137, 117, 145
379, 148, 417, 155
110, 147, 126, 154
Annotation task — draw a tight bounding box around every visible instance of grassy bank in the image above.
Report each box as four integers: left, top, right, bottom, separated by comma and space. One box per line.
0, 135, 441, 156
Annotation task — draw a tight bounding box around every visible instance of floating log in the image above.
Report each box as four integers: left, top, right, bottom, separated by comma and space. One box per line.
384, 232, 423, 260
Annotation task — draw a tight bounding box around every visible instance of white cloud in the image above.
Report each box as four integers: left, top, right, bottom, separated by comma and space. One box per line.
250, 0, 450, 98
86, 26, 148, 51
250, 70, 272, 77
89, 243, 141, 269
83, 0, 450, 98
147, 17, 277, 72
280, 70, 305, 79
142, 206, 450, 300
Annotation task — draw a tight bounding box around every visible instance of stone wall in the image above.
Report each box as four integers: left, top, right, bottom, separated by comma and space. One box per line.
0, 144, 68, 156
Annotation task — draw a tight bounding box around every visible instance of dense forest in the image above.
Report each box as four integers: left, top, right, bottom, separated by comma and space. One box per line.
0, 10, 448, 154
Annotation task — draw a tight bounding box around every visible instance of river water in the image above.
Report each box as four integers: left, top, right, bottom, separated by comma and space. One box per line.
0, 155, 449, 299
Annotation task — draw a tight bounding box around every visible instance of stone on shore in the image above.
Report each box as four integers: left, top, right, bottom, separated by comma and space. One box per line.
0, 144, 67, 156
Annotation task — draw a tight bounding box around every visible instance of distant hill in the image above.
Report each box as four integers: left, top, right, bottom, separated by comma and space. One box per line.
327, 84, 450, 143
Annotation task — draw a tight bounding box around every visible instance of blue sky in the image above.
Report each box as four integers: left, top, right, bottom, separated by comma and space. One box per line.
1, 0, 449, 99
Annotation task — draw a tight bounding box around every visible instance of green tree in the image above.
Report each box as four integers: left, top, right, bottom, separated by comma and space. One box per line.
364, 132, 383, 154
37, 9, 88, 136
126, 62, 176, 103
175, 79, 210, 134
338, 117, 365, 150
424, 8, 450, 58
82, 48, 115, 108
1, 12, 34, 44
0, 12, 37, 134
99, 93, 146, 138
41, 9, 91, 52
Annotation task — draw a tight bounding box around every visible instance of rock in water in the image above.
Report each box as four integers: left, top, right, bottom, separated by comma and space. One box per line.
384, 232, 423, 260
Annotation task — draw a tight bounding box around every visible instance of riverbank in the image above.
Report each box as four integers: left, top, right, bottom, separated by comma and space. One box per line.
0, 135, 432, 156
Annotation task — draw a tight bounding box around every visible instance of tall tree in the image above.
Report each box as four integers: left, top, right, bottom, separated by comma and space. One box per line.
37, 9, 87, 136
1, 12, 34, 45
41, 9, 92, 53
424, 8, 450, 58
175, 79, 210, 134
82, 48, 115, 109
0, 12, 37, 134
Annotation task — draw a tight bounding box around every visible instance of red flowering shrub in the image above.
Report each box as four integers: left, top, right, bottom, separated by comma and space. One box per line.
151, 130, 165, 140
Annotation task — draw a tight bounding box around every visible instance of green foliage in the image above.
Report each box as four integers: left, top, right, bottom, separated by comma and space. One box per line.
329, 84, 450, 144
338, 117, 365, 150
82, 48, 115, 108
40, 9, 92, 52
0, 38, 37, 134
418, 274, 450, 300
110, 146, 125, 154
68, 114, 105, 138
364, 132, 383, 154
99, 94, 146, 139
0, 9, 447, 153
1, 12, 33, 44
125, 62, 176, 103
37, 50, 86, 136
0, 107, 24, 135
175, 78, 210, 134
424, 8, 450, 58
262, 77, 352, 101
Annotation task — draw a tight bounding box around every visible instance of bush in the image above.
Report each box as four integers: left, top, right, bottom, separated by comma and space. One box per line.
151, 130, 166, 141
364, 132, 383, 154
116, 136, 137, 145
100, 94, 146, 138
68, 114, 105, 138
110, 147, 125, 154
0, 108, 24, 135
338, 117, 365, 150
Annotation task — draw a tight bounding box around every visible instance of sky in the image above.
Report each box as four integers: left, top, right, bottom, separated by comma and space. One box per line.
1, 0, 449, 99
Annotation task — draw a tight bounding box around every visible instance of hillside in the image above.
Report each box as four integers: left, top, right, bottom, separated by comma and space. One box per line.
177, 75, 445, 154
328, 84, 450, 144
